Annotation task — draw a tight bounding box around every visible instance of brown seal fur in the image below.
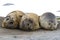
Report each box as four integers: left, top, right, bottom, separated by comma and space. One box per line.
19, 13, 40, 31
2, 10, 25, 29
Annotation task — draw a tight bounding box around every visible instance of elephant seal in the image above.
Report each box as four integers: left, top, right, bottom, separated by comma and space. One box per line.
39, 12, 58, 30
19, 13, 40, 31
2, 10, 25, 29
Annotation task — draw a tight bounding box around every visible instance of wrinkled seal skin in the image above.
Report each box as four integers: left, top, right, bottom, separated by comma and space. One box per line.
39, 12, 58, 30
20, 13, 40, 31
2, 10, 25, 29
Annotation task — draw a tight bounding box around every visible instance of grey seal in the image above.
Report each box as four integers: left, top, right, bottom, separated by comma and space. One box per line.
39, 12, 58, 30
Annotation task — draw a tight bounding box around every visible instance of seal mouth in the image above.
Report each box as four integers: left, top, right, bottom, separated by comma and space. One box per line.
6, 24, 14, 29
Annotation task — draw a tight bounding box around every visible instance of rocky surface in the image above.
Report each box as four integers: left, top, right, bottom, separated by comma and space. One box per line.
0, 16, 60, 40
0, 17, 4, 27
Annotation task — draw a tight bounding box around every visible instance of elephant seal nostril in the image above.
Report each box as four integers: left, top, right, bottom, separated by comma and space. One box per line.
9, 22, 13, 24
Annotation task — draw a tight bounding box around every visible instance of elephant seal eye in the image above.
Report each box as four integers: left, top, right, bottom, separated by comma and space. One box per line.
6, 17, 9, 20
6, 16, 10, 20
29, 19, 33, 23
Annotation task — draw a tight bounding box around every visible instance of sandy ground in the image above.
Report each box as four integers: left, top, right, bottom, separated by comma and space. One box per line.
0, 17, 60, 40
